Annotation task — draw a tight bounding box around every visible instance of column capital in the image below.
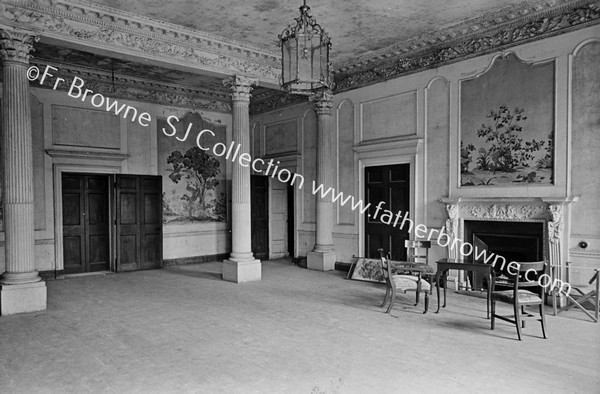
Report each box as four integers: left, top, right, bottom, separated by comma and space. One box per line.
223, 75, 258, 102
309, 90, 333, 115
0, 26, 38, 64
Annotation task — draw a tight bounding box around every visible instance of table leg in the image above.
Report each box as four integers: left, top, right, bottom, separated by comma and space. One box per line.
435, 271, 442, 313
443, 270, 448, 308
486, 271, 492, 319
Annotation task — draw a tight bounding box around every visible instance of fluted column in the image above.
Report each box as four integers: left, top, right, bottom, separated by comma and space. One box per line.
307, 90, 336, 271
222, 75, 261, 283
0, 26, 46, 315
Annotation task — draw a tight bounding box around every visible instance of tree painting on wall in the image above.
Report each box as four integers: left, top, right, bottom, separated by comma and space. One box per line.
460, 54, 554, 187
158, 112, 227, 224
166, 147, 226, 222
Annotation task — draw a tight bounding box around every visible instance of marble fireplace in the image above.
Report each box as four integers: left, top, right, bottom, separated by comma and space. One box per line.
439, 197, 575, 291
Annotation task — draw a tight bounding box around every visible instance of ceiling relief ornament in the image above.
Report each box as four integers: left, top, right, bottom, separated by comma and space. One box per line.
334, 2, 600, 92
1, 0, 280, 84
461, 204, 545, 220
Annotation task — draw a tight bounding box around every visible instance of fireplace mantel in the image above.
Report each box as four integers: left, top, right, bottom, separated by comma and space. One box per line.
438, 196, 578, 290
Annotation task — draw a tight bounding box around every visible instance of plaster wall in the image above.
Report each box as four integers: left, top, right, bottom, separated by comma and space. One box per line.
569, 38, 600, 284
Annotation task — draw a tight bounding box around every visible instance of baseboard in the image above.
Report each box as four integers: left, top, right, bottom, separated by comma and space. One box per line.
163, 253, 230, 267
39, 270, 64, 281
335, 262, 351, 272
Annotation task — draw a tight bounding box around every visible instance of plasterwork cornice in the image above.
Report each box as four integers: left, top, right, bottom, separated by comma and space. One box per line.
249, 91, 307, 115
27, 60, 233, 113
251, 1, 600, 114
334, 1, 600, 92
0, 0, 281, 86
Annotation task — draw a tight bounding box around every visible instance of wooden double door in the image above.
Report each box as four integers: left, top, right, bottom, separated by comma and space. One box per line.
364, 164, 411, 261
62, 173, 162, 274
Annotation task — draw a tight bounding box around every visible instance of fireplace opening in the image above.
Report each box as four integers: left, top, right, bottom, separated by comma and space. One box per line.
464, 220, 544, 290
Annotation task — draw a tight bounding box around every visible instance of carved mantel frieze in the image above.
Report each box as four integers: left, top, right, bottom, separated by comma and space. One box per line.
461, 203, 547, 221
440, 197, 577, 223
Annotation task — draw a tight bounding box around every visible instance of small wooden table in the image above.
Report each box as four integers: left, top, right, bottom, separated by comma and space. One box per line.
435, 259, 493, 318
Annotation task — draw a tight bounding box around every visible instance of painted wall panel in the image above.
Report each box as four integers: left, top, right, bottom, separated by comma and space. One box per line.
52, 105, 121, 149
361, 91, 417, 141
570, 40, 600, 285
337, 99, 355, 225
265, 120, 297, 155
426, 79, 450, 227
127, 121, 153, 175
572, 41, 600, 236
32, 96, 46, 230
302, 110, 317, 224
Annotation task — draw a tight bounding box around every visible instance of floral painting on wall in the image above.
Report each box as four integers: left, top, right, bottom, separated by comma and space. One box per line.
158, 112, 227, 224
460, 53, 554, 187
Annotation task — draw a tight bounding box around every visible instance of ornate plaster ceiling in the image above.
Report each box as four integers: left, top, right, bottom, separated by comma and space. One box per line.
6, 0, 598, 113
92, 0, 534, 65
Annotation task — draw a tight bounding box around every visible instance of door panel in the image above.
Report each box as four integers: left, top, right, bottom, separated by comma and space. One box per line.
251, 175, 269, 260
364, 164, 410, 260
116, 175, 162, 271
141, 177, 162, 269
87, 176, 110, 272
62, 174, 109, 274
269, 178, 288, 259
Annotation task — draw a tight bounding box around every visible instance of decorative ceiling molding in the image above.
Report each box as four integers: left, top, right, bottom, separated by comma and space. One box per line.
249, 91, 307, 116
28, 60, 233, 113
334, 1, 600, 92
0, 0, 281, 86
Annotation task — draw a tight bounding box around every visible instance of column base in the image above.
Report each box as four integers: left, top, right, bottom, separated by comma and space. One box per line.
1, 281, 47, 315
222, 259, 261, 283
307, 251, 336, 271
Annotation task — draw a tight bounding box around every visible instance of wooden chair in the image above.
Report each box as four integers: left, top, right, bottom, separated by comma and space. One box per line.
405, 240, 430, 265
378, 249, 431, 314
491, 261, 548, 340
402, 240, 435, 299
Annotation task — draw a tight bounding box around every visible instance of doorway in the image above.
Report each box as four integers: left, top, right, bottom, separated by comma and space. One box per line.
115, 175, 163, 271
251, 175, 269, 260
61, 173, 110, 274
269, 178, 289, 259
61, 173, 163, 274
364, 164, 410, 260
287, 183, 295, 257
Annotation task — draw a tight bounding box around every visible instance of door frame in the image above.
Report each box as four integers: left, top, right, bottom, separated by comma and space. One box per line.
268, 177, 288, 259
53, 162, 122, 273
250, 174, 269, 260
260, 153, 300, 258
356, 139, 423, 258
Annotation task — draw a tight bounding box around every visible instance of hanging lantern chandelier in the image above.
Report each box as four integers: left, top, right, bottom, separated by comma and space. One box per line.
278, 0, 332, 95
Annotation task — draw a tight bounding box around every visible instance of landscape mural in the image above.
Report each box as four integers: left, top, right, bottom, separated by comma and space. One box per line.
158, 112, 227, 224
460, 54, 555, 187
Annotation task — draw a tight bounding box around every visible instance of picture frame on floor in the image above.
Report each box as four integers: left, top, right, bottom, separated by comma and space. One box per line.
347, 256, 385, 283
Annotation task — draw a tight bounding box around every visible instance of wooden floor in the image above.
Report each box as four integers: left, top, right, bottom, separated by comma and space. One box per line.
1, 259, 598, 393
